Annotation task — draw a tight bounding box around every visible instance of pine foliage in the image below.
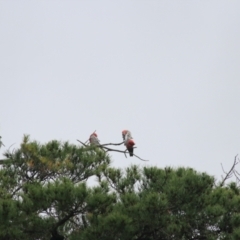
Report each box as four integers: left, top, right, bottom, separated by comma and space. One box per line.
0, 135, 240, 239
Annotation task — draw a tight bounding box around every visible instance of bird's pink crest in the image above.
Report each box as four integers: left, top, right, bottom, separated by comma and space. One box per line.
122, 130, 128, 135
90, 132, 98, 137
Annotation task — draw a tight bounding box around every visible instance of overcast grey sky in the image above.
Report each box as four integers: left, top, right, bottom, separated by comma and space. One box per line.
1, 1, 240, 182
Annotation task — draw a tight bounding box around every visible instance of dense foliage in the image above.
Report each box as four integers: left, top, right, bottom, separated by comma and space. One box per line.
0, 136, 240, 240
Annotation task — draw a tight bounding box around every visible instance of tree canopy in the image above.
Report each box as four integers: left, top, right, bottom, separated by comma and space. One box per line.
0, 135, 240, 240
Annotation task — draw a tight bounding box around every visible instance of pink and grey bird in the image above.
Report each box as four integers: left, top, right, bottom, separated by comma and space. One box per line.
122, 130, 135, 157
89, 132, 100, 146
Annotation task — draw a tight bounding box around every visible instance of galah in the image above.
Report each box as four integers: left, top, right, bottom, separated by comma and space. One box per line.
89, 132, 100, 146
122, 130, 135, 157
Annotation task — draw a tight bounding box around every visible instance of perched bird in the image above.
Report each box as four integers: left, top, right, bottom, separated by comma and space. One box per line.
0, 136, 5, 148
89, 132, 100, 146
125, 138, 135, 157
122, 130, 135, 157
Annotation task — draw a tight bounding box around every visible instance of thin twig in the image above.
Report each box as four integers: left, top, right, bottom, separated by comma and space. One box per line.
77, 140, 88, 147
234, 169, 240, 176
233, 171, 240, 183
132, 153, 149, 162
8, 143, 16, 150
220, 155, 238, 187
124, 150, 127, 158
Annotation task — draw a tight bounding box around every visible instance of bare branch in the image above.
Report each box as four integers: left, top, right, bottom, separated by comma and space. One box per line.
77, 139, 149, 161
101, 141, 125, 146
220, 155, 238, 187
76, 140, 88, 147
102, 146, 148, 161
11, 185, 23, 198
101, 146, 127, 153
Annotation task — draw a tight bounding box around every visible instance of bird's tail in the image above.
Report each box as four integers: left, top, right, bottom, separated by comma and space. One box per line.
128, 148, 134, 157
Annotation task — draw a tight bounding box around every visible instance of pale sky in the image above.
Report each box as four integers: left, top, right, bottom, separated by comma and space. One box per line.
1, 1, 240, 182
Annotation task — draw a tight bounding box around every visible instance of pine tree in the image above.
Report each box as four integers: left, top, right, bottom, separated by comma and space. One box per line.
0, 135, 112, 239
73, 166, 240, 240
1, 135, 240, 239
